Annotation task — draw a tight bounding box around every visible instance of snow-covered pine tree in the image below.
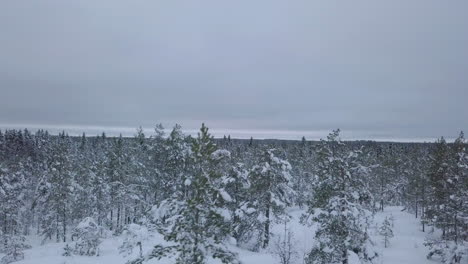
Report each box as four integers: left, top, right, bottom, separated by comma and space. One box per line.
291, 137, 314, 208
70, 217, 102, 256
107, 135, 131, 233
425, 132, 468, 264
425, 238, 467, 264
371, 145, 401, 212
446, 132, 467, 244
87, 134, 111, 228
146, 123, 168, 204
160, 124, 190, 202
38, 132, 73, 243
119, 223, 149, 258
121, 129, 153, 227
452, 132, 468, 262
135, 127, 146, 150
389, 214, 395, 228
248, 149, 295, 249
426, 137, 452, 237
224, 162, 255, 247
403, 145, 430, 230
70, 133, 94, 228
379, 217, 394, 248
0, 164, 30, 262
302, 129, 377, 264
129, 124, 240, 264
0, 234, 29, 264
273, 218, 298, 264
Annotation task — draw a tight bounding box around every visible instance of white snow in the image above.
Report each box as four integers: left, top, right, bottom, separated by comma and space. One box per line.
9, 206, 447, 264
211, 149, 231, 160
183, 178, 191, 186
371, 206, 440, 264
75, 217, 98, 230
218, 188, 232, 202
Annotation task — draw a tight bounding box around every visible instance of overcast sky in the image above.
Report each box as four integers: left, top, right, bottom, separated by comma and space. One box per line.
1, 0, 467, 141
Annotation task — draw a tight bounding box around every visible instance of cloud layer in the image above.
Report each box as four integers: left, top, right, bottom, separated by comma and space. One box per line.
1, 0, 467, 140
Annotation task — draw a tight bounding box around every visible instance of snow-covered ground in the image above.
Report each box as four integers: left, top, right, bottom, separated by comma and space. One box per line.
372, 206, 438, 264
6, 206, 443, 264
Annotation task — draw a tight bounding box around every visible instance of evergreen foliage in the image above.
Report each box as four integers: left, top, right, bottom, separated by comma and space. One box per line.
379, 217, 394, 248
0, 125, 467, 263
303, 130, 377, 264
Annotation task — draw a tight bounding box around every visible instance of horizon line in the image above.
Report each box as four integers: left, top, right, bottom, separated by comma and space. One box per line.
0, 123, 455, 143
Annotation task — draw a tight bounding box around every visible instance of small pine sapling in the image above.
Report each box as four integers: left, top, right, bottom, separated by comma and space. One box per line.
69, 217, 102, 256
0, 235, 30, 264
388, 214, 395, 228
119, 224, 148, 258
379, 217, 394, 248
273, 219, 298, 264
62, 244, 73, 257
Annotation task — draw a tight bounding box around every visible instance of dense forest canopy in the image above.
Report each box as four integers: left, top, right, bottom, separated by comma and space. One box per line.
0, 124, 467, 264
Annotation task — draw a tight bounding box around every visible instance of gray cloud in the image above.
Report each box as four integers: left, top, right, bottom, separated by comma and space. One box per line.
1, 0, 467, 140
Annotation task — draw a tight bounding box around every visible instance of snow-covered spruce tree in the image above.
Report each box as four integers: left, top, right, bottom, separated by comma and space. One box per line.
302, 129, 377, 264
248, 149, 295, 249
128, 124, 240, 264
378, 217, 394, 248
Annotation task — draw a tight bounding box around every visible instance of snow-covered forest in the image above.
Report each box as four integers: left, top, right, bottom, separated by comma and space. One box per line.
0, 124, 467, 264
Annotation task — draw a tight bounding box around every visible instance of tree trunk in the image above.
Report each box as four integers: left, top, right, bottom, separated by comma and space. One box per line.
56, 213, 60, 243
380, 177, 385, 212
263, 206, 270, 248
415, 201, 418, 218
117, 206, 121, 230
422, 206, 425, 232
3, 213, 7, 248
63, 203, 67, 242
193, 208, 200, 263
454, 213, 458, 244
63, 215, 66, 242
342, 249, 348, 264
110, 209, 113, 231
